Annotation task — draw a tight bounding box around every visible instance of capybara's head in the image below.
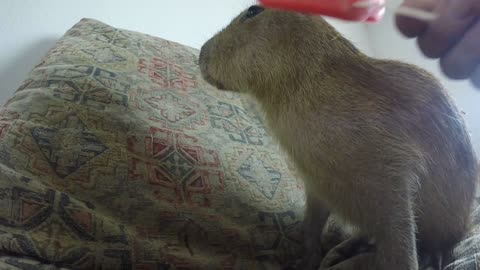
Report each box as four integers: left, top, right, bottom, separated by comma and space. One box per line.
199, 5, 359, 94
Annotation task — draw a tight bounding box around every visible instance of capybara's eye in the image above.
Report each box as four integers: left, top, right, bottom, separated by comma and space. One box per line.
245, 5, 265, 19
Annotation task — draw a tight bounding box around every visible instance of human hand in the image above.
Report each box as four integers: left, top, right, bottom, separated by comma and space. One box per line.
395, 0, 480, 88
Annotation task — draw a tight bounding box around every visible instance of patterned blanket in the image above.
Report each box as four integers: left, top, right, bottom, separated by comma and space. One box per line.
0, 18, 478, 270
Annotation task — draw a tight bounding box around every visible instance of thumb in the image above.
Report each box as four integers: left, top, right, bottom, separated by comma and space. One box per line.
395, 0, 437, 38
465, 0, 480, 16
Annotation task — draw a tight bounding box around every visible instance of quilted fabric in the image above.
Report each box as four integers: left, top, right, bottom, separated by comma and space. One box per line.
1, 18, 480, 270
0, 19, 305, 269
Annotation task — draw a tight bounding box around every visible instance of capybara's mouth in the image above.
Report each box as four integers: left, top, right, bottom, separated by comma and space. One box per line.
205, 74, 226, 90
199, 62, 226, 90
199, 42, 227, 90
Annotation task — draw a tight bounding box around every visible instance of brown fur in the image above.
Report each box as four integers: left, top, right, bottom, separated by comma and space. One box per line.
199, 6, 478, 270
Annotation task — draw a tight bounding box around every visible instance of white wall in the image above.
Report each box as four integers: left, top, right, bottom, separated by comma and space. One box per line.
366, 1, 480, 152
0, 0, 372, 105
326, 18, 373, 56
